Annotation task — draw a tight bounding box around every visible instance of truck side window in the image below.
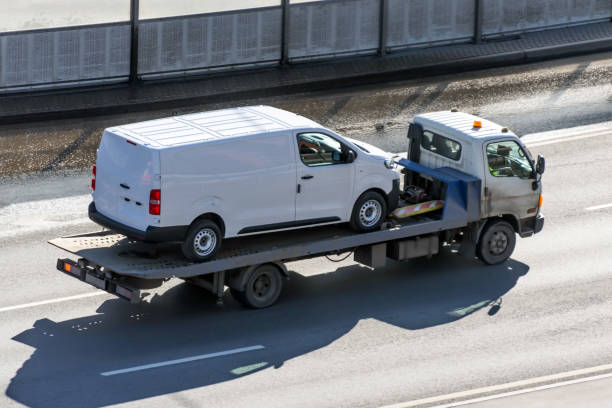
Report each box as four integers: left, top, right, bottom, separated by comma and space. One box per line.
421, 130, 461, 161
297, 133, 351, 167
486, 141, 533, 179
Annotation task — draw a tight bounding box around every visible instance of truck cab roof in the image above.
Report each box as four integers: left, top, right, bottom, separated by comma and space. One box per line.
107, 105, 320, 149
414, 111, 518, 143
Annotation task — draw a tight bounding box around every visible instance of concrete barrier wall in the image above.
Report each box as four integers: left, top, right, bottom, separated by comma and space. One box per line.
483, 0, 612, 36
0, 23, 130, 90
288, 0, 380, 60
138, 7, 282, 76
1, 1, 611, 92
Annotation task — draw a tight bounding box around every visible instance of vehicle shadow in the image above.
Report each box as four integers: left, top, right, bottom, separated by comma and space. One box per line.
6, 249, 528, 407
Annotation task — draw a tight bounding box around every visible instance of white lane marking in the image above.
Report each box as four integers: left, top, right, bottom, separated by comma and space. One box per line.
0, 292, 107, 313
585, 203, 612, 211
524, 130, 612, 147
100, 345, 266, 376
521, 121, 612, 146
380, 363, 612, 408
430, 372, 612, 408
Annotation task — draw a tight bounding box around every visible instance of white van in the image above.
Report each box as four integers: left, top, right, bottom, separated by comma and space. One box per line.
89, 106, 400, 261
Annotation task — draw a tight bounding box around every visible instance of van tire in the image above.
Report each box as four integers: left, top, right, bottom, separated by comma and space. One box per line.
181, 219, 222, 262
350, 191, 387, 232
232, 264, 283, 309
476, 220, 516, 265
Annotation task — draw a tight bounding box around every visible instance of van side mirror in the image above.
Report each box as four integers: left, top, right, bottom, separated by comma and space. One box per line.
346, 150, 356, 163
536, 155, 545, 175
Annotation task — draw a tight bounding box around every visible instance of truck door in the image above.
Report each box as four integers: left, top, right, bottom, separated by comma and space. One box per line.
295, 132, 355, 222
483, 140, 539, 219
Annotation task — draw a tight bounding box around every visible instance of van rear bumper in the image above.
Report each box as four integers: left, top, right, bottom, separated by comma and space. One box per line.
88, 202, 187, 242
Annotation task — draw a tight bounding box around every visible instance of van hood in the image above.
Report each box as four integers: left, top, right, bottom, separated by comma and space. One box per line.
344, 137, 392, 159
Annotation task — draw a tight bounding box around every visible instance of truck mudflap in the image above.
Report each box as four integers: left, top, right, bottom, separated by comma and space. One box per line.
56, 258, 142, 303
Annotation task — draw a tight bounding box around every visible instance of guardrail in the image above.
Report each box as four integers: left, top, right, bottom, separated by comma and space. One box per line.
0, 0, 610, 92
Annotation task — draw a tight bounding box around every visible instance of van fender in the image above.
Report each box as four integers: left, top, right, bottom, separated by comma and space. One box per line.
226, 262, 289, 292
350, 177, 396, 218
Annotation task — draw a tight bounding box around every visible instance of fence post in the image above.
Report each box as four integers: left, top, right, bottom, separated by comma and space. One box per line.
129, 0, 140, 83
280, 0, 290, 65
474, 0, 483, 44
378, 0, 388, 56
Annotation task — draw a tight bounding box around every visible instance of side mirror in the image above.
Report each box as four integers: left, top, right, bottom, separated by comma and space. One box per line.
536, 155, 545, 175
346, 150, 356, 163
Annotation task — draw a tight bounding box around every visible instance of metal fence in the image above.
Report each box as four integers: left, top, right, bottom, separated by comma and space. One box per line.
0, 23, 130, 90
288, 0, 380, 60
483, 0, 612, 36
387, 0, 476, 49
1, 0, 611, 92
138, 7, 282, 78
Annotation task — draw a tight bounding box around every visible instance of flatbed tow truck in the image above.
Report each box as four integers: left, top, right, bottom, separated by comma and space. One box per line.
50, 111, 544, 309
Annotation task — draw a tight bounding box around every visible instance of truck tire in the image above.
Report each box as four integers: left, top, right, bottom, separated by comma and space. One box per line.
477, 220, 516, 265
232, 264, 283, 309
350, 191, 387, 232
181, 219, 222, 262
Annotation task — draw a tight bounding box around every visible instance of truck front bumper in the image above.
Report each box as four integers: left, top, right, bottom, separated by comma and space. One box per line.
518, 213, 544, 238
88, 202, 187, 242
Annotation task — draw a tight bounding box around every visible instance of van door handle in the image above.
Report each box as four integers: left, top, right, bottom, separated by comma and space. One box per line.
120, 183, 130, 189
301, 175, 314, 180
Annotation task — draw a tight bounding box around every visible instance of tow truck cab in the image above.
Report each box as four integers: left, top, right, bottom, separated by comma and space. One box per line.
407, 111, 545, 243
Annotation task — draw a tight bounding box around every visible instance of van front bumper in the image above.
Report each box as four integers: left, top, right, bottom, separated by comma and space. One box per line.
88, 202, 187, 242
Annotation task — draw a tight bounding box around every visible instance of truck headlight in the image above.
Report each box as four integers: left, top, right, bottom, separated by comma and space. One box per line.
384, 158, 396, 169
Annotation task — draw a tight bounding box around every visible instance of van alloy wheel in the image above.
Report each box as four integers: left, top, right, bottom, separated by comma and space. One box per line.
350, 190, 387, 232
182, 219, 222, 262
193, 228, 217, 257
359, 200, 382, 228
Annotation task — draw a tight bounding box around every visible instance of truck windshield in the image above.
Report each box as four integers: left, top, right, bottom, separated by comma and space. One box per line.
486, 141, 533, 179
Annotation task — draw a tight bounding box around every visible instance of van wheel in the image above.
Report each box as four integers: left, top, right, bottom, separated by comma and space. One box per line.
182, 219, 222, 262
477, 220, 516, 265
350, 191, 387, 232
232, 265, 283, 309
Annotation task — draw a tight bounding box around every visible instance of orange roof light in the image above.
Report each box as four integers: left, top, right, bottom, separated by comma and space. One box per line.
473, 120, 482, 128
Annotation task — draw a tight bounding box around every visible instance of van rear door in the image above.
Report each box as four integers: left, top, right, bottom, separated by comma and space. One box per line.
94, 130, 160, 231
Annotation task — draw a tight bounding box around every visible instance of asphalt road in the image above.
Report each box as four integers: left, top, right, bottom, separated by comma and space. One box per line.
1, 53, 612, 407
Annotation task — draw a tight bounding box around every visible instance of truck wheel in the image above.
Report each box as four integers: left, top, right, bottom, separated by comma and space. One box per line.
181, 219, 222, 262
236, 264, 283, 309
350, 191, 387, 232
477, 220, 516, 265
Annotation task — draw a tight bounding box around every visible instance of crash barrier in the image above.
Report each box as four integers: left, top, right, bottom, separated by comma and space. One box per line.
1, 0, 611, 92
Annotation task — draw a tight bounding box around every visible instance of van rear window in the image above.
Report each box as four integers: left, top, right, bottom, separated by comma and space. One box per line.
421, 130, 461, 161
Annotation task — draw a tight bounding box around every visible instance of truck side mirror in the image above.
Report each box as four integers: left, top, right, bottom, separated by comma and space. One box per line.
536, 155, 545, 175
346, 150, 356, 163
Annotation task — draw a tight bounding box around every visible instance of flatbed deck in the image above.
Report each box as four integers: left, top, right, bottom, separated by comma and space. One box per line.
50, 160, 481, 305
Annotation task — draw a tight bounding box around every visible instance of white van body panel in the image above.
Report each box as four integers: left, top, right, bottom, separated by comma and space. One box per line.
94, 130, 160, 231
93, 106, 399, 241
161, 131, 297, 237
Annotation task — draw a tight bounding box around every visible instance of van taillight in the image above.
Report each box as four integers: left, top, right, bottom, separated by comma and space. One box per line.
91, 164, 96, 190
149, 189, 161, 215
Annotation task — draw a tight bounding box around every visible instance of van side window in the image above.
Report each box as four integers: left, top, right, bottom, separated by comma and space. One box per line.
297, 133, 352, 166
486, 141, 533, 179
421, 130, 462, 161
